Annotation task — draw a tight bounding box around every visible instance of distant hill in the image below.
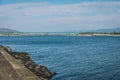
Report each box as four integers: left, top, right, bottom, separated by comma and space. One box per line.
0, 28, 19, 32
71, 27, 120, 33
94, 27, 120, 33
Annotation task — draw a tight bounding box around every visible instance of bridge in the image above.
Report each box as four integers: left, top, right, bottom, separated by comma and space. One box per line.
0, 32, 79, 36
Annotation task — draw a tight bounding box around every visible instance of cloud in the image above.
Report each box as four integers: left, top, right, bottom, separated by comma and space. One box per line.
0, 1, 120, 32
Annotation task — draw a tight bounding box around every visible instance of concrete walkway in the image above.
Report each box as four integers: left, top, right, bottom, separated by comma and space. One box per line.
0, 52, 22, 80
0, 48, 41, 80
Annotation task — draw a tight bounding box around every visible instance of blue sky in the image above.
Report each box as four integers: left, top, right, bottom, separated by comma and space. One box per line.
0, 0, 120, 32
1, 0, 120, 4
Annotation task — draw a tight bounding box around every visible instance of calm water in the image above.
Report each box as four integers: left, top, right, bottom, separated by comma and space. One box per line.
0, 36, 120, 80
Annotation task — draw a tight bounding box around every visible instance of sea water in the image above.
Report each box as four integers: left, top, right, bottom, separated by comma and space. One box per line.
0, 36, 120, 80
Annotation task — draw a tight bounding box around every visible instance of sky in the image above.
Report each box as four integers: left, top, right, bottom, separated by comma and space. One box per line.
0, 0, 120, 32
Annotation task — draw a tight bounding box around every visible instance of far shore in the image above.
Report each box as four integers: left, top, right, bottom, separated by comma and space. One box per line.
77, 33, 120, 36
0, 32, 120, 36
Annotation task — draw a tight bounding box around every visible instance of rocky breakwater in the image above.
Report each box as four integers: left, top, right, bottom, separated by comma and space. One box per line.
0, 45, 56, 80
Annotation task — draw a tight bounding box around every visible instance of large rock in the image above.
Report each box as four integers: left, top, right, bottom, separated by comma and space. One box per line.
10, 52, 56, 79
35, 65, 55, 78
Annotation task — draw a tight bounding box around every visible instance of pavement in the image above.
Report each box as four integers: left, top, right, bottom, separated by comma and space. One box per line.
0, 52, 22, 80
0, 48, 41, 80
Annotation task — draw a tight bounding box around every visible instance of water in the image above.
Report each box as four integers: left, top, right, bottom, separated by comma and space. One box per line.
0, 36, 120, 80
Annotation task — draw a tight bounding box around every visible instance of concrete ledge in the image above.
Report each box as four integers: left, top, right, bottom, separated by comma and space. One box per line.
0, 47, 41, 80
0, 45, 56, 80
0, 52, 22, 80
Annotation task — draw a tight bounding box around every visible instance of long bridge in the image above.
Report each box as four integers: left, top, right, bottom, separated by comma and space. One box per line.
0, 32, 79, 36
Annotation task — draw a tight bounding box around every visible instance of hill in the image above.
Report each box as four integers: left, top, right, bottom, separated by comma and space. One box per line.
71, 27, 120, 33
94, 27, 120, 33
0, 28, 19, 32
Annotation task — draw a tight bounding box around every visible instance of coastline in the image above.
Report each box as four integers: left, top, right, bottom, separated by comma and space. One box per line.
0, 45, 56, 80
0, 34, 120, 36
0, 32, 120, 36
77, 33, 120, 36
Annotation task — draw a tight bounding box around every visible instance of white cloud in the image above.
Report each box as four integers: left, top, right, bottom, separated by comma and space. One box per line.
0, 2, 120, 32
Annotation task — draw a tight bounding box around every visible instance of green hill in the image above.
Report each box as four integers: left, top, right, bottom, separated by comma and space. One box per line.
94, 27, 120, 33
0, 28, 19, 32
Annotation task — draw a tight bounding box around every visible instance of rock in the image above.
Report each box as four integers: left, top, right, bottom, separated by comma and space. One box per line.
0, 45, 4, 49
0, 45, 12, 52
6, 46, 12, 52
10, 52, 29, 59
35, 65, 55, 78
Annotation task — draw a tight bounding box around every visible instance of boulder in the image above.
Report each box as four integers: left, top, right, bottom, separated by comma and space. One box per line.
35, 65, 55, 78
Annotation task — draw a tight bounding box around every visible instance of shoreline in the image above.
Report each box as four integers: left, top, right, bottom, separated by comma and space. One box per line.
0, 34, 120, 36
77, 33, 120, 36
0, 45, 56, 80
0, 32, 120, 36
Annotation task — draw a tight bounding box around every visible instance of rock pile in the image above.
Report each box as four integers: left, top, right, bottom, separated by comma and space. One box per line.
0, 45, 56, 80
